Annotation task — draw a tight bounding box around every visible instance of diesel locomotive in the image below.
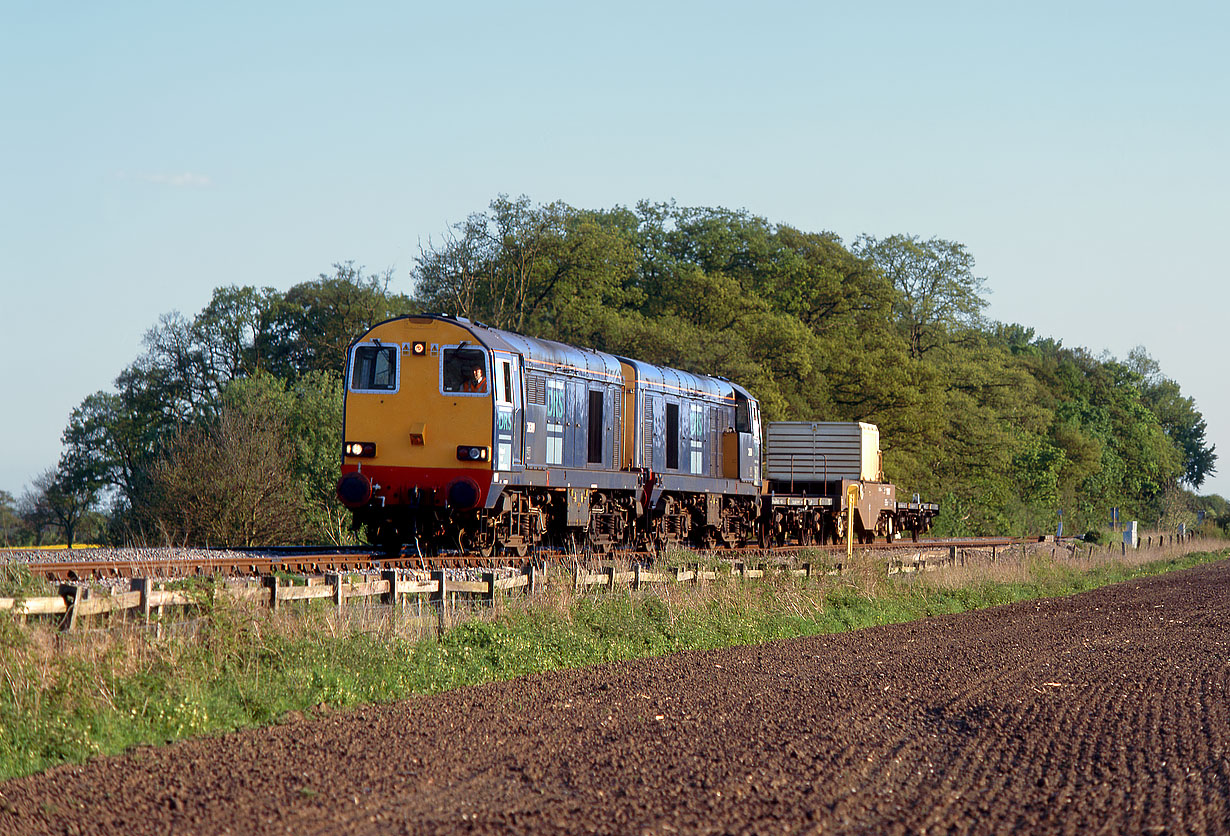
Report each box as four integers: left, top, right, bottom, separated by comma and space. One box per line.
335, 314, 936, 555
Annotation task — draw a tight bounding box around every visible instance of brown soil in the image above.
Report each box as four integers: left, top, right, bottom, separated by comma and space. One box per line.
3, 562, 1228, 835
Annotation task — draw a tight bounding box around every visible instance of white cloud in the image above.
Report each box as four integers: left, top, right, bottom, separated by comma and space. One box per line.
136, 172, 212, 188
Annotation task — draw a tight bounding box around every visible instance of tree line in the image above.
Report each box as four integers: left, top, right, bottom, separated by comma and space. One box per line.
5, 197, 1223, 547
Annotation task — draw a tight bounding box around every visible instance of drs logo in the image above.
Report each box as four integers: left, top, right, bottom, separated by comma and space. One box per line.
546, 386, 566, 421
496, 408, 514, 433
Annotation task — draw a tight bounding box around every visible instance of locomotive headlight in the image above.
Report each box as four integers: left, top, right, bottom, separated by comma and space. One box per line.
345, 441, 376, 458
411, 341, 427, 356
456, 445, 490, 462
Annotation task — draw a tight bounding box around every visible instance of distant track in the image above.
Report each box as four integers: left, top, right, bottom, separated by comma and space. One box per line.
3, 537, 1038, 581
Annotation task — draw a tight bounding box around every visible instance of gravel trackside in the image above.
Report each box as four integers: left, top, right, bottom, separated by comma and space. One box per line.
2, 561, 1228, 835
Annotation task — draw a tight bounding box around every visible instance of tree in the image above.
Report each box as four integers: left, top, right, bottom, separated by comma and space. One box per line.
17, 468, 97, 547
265, 263, 413, 378
414, 197, 641, 342
854, 234, 988, 359
223, 370, 352, 544
140, 394, 305, 547
0, 490, 27, 547
1127, 346, 1217, 488
192, 285, 281, 383
17, 487, 53, 546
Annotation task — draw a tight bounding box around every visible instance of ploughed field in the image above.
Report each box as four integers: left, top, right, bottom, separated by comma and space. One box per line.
4, 563, 1228, 835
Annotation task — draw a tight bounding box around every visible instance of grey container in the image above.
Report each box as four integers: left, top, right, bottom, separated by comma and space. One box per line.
764, 422, 881, 483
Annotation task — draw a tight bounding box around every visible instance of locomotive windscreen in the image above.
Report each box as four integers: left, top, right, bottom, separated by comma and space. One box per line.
350, 345, 398, 391
443, 347, 488, 393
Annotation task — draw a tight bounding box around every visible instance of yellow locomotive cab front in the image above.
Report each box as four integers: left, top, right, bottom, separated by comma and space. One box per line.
337, 318, 496, 537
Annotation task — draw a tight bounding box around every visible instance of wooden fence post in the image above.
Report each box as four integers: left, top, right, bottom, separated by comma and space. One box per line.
483, 571, 497, 607
429, 570, 447, 637
326, 572, 343, 611
526, 562, 543, 595
633, 564, 642, 591
604, 566, 615, 591
264, 576, 279, 612
382, 569, 399, 607
131, 577, 152, 624
59, 584, 83, 632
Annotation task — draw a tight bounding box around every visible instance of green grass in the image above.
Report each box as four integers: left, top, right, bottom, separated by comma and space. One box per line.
0, 546, 1224, 781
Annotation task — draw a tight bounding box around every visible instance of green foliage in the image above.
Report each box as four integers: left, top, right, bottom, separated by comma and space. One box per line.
0, 563, 46, 600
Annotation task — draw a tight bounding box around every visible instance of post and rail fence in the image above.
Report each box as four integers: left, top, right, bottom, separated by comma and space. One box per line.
0, 532, 1205, 634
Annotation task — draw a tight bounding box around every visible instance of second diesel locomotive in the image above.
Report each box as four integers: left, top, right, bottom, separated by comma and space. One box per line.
335, 314, 936, 554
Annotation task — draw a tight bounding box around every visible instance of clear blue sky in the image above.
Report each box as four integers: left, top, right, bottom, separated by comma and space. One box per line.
3, 1, 1228, 501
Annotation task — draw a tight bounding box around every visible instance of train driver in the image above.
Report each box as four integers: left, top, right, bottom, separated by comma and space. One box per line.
461, 364, 487, 393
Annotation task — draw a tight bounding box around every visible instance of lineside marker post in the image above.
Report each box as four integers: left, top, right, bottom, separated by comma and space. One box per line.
846, 484, 861, 565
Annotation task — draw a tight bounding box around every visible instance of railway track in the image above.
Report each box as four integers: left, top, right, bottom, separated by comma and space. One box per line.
3, 537, 1035, 582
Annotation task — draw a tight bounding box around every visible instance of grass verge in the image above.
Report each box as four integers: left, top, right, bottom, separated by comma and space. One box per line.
0, 544, 1225, 781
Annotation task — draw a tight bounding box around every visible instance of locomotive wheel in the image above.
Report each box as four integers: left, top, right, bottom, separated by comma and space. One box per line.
467, 519, 497, 558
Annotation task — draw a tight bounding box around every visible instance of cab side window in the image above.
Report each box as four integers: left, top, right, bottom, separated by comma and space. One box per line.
495, 358, 513, 404
735, 398, 752, 433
